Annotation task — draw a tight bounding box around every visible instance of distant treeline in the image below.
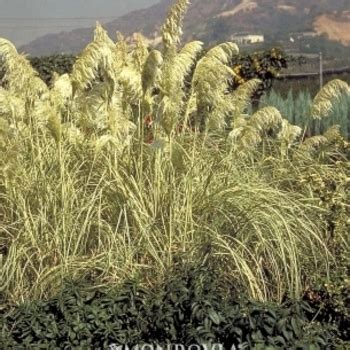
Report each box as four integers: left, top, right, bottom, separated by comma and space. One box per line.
29, 54, 76, 84
0, 54, 76, 86
1, 54, 349, 97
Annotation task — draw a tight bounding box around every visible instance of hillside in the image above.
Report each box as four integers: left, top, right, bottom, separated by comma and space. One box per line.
0, 0, 159, 47
19, 0, 350, 56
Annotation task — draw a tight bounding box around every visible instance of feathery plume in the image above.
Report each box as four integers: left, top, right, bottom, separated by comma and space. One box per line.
193, 42, 239, 130
277, 119, 302, 145
250, 106, 283, 133
232, 79, 261, 119
229, 107, 283, 151
311, 79, 350, 120
300, 135, 328, 151
0, 38, 47, 97
161, 0, 190, 55
156, 41, 203, 134
0, 88, 26, 122
50, 73, 73, 110
141, 50, 163, 93
71, 24, 117, 94
131, 33, 149, 73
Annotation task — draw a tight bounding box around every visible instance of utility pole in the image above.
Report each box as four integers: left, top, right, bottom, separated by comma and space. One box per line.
318, 51, 324, 134
319, 51, 323, 89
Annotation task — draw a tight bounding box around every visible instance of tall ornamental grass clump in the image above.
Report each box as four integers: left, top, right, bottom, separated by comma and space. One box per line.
1, 0, 349, 306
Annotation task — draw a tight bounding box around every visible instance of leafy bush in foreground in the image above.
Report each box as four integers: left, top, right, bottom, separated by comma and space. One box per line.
0, 0, 349, 308
1, 263, 340, 349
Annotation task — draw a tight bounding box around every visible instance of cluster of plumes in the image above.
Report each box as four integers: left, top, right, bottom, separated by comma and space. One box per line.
0, 0, 350, 154
311, 80, 350, 120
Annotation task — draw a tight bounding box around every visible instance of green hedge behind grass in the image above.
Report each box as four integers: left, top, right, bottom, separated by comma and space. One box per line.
260, 89, 350, 139
0, 54, 76, 86
1, 262, 347, 349
29, 54, 76, 85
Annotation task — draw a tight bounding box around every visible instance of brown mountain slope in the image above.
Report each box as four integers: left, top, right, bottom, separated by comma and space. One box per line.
314, 13, 350, 46
19, 0, 350, 56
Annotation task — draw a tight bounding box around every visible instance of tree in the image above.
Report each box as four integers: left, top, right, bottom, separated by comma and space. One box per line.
231, 48, 288, 109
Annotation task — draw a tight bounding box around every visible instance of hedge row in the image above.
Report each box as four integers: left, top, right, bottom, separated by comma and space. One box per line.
29, 54, 76, 84
0, 54, 76, 86
2, 49, 288, 90
1, 263, 349, 349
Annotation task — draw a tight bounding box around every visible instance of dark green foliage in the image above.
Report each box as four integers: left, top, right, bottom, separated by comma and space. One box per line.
1, 262, 343, 349
1, 54, 76, 87
231, 48, 288, 108
1, 281, 149, 349
28, 54, 76, 85
303, 285, 350, 344
303, 251, 350, 344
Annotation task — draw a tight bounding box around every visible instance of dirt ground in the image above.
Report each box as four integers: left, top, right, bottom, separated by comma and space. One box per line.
314, 14, 350, 47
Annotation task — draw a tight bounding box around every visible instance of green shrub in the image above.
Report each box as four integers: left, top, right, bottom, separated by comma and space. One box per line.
0, 0, 349, 324
303, 248, 350, 344
29, 54, 76, 85
1, 263, 341, 349
1, 54, 75, 87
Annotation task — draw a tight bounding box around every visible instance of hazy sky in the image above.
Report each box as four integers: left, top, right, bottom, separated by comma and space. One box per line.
0, 0, 159, 46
